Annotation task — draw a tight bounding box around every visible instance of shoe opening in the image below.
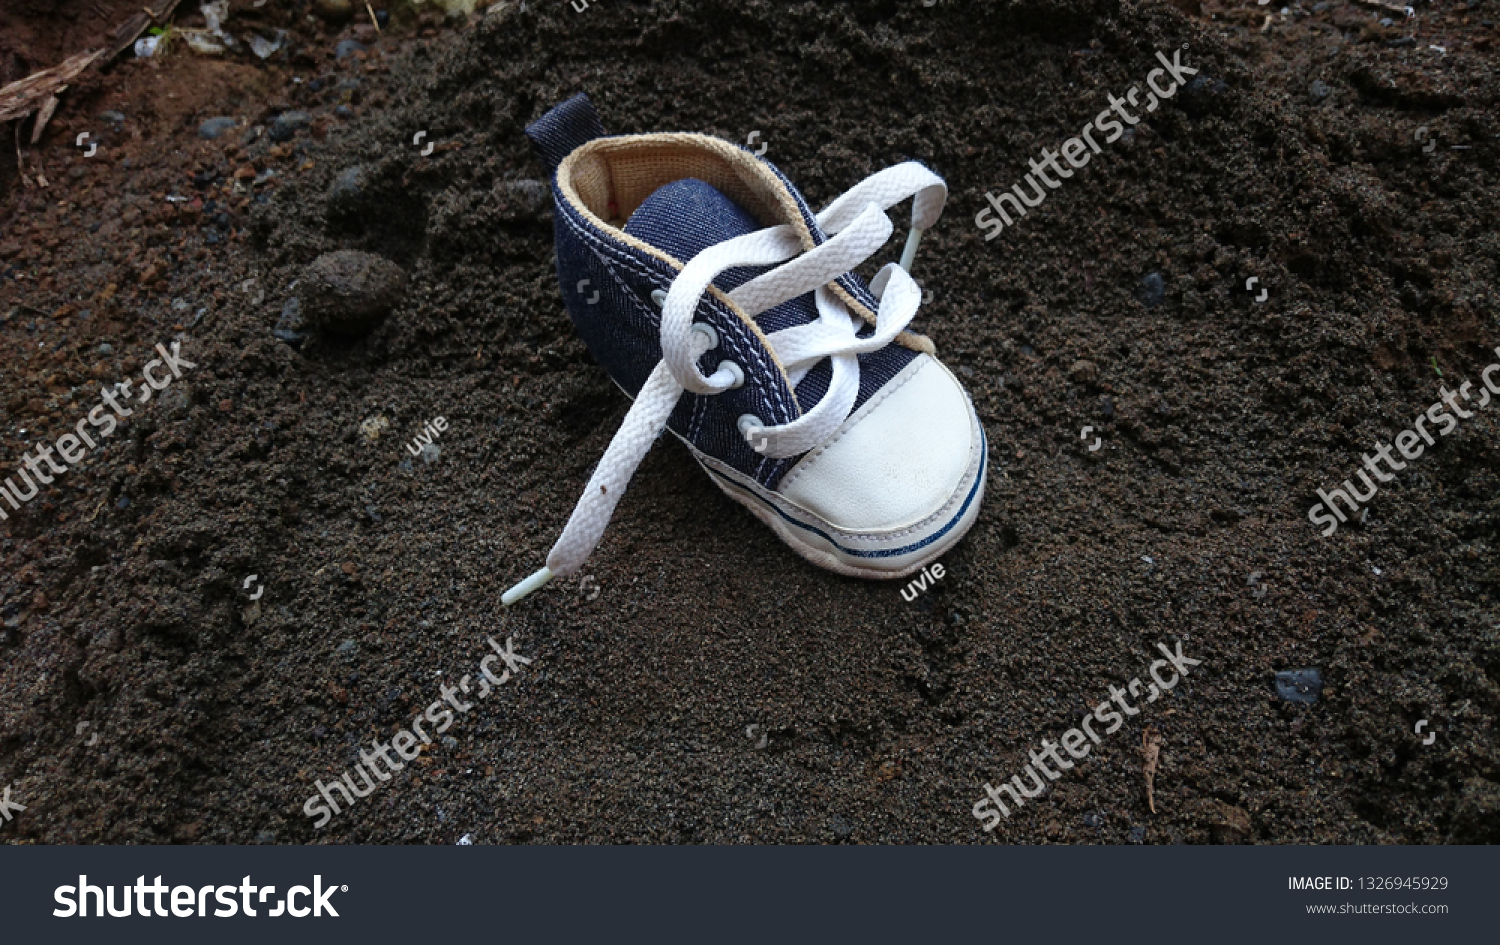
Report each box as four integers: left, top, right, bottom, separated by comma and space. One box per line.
557, 133, 810, 241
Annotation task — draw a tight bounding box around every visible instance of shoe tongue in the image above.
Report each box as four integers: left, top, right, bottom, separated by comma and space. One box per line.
623, 178, 816, 333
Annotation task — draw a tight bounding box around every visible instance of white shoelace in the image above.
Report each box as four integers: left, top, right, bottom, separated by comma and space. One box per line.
502, 162, 947, 605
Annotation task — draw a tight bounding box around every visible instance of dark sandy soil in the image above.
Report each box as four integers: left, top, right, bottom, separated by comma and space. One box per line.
1, 0, 1498, 844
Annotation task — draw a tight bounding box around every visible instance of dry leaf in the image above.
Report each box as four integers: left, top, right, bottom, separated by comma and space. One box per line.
1142, 726, 1162, 814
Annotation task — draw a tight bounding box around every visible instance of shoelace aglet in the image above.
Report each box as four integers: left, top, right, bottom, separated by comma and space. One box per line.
898, 226, 924, 273
502, 566, 554, 607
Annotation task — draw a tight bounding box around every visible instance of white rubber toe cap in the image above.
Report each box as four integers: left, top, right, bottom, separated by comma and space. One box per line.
776, 354, 976, 532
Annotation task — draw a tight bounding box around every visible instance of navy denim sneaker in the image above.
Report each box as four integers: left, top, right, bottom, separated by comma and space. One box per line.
504, 94, 986, 604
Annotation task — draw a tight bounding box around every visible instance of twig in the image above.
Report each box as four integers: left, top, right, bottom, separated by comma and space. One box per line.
13, 122, 31, 188
366, 2, 381, 32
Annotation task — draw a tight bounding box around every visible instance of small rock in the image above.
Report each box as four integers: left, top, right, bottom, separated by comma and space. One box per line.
99, 110, 126, 124
233, 164, 256, 181
1176, 75, 1228, 118
336, 639, 358, 655
442, 736, 459, 749
419, 442, 441, 465
831, 816, 852, 838
335, 39, 368, 59
302, 250, 407, 335
249, 30, 287, 60
268, 110, 312, 143
455, 833, 473, 845
1379, 16, 1394, 26
97, 342, 114, 355
1139, 272, 1165, 308
255, 831, 277, 844
1309, 79, 1331, 103
358, 415, 389, 440
1069, 359, 1099, 384
198, 116, 237, 140
1275, 668, 1323, 704
277, 297, 304, 331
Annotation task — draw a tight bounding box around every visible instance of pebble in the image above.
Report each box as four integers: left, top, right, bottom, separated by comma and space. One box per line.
97, 343, 114, 355
1309, 79, 1331, 103
336, 639, 358, 655
1275, 668, 1324, 704
278, 297, 303, 330
831, 816, 852, 838
335, 39, 368, 59
268, 110, 312, 143
1069, 359, 1099, 384
1379, 16, 1394, 26
198, 116, 237, 140
1177, 75, 1228, 118
99, 110, 126, 124
302, 250, 408, 335
335, 105, 353, 119
1139, 271, 1165, 308
420, 442, 441, 465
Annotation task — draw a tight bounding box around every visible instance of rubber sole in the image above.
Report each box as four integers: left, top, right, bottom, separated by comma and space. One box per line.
684, 422, 987, 581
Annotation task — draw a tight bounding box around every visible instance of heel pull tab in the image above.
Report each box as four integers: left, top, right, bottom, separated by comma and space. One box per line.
524, 93, 607, 173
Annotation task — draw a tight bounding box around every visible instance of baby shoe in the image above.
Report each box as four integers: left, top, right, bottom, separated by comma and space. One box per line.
505, 94, 986, 604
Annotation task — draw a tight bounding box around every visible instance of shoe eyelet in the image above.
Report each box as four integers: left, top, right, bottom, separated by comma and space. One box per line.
690, 323, 720, 350
650, 289, 668, 307
737, 414, 763, 438
718, 360, 745, 390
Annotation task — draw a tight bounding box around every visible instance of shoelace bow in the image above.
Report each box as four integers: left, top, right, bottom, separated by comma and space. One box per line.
503, 162, 947, 605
